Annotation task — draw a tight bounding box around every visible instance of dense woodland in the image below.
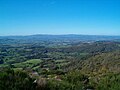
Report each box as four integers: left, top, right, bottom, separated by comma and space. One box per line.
0, 35, 120, 90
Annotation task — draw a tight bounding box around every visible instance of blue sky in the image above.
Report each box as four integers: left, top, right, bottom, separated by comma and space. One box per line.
0, 0, 120, 36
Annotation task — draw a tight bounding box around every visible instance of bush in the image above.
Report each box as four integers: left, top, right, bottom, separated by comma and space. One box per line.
0, 68, 35, 90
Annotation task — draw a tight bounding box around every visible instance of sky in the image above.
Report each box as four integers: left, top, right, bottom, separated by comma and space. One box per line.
0, 0, 120, 36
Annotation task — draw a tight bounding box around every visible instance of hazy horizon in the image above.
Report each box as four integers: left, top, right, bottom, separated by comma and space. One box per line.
1, 0, 120, 36
0, 34, 120, 37
1, 33, 120, 36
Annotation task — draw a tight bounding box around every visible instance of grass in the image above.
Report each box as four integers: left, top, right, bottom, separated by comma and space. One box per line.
13, 59, 42, 68
56, 62, 70, 66
55, 60, 70, 66
55, 60, 66, 63
13, 68, 23, 71
12, 59, 70, 71
33, 66, 40, 70
0, 64, 9, 67
25, 59, 42, 64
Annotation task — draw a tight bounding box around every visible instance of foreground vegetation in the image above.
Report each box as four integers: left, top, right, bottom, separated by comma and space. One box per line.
0, 68, 120, 90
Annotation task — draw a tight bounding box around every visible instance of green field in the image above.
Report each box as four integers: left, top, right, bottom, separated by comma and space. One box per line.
13, 59, 42, 68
